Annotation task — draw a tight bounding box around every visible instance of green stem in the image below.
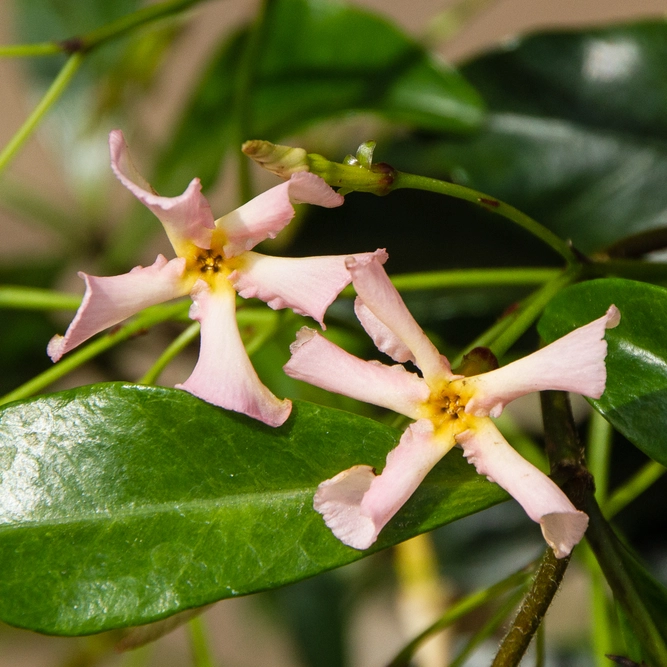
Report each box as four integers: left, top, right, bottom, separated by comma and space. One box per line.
604, 461, 666, 519
0, 42, 62, 58
139, 322, 200, 385
0, 300, 189, 406
187, 615, 216, 667
78, 0, 204, 52
587, 409, 613, 504
392, 172, 579, 265
0, 52, 83, 174
0, 286, 81, 310
0, 0, 206, 58
491, 549, 570, 667
488, 265, 579, 359
535, 624, 545, 667
452, 587, 527, 667
387, 566, 532, 667
340, 266, 558, 298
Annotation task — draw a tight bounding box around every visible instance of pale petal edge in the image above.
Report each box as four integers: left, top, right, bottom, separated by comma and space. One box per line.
347, 253, 453, 385
284, 327, 428, 418
230, 249, 387, 327
457, 419, 588, 558
177, 282, 291, 426
314, 420, 446, 549
109, 129, 214, 252
48, 255, 188, 362
219, 172, 344, 257
463, 304, 620, 418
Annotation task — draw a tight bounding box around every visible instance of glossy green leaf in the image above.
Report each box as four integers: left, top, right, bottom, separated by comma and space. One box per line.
387, 21, 667, 253
0, 383, 505, 635
538, 278, 667, 466
157, 0, 483, 191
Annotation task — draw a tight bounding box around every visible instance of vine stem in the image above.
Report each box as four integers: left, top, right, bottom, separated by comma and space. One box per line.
139, 321, 200, 385
0, 53, 83, 174
187, 615, 216, 667
0, 0, 206, 58
392, 172, 579, 265
491, 549, 569, 667
0, 0, 209, 173
0, 300, 190, 406
0, 286, 81, 310
340, 266, 558, 298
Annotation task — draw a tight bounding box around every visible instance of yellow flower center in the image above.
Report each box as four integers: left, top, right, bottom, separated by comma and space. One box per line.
196, 249, 225, 274
182, 230, 243, 292
421, 383, 474, 441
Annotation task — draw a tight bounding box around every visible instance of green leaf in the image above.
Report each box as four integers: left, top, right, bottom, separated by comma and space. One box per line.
157, 0, 483, 191
387, 21, 667, 253
537, 278, 667, 466
0, 383, 505, 635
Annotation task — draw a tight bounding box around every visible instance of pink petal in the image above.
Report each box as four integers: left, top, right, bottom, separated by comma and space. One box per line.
314, 420, 449, 549
109, 130, 214, 253
219, 172, 344, 257
48, 255, 189, 362
284, 327, 429, 418
177, 282, 291, 426
462, 305, 620, 418
457, 419, 588, 557
347, 254, 453, 386
230, 249, 385, 327
354, 298, 415, 364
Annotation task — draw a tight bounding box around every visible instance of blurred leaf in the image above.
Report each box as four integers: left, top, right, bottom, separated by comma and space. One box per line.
0, 383, 506, 635
538, 278, 667, 466
157, 0, 484, 191
584, 496, 667, 665
387, 21, 667, 253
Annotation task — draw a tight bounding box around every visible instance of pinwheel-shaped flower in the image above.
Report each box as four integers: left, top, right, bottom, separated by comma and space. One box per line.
284, 254, 619, 556
49, 130, 383, 426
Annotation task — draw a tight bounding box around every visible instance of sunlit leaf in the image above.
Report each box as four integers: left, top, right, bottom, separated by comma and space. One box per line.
538, 278, 667, 466
387, 21, 667, 253
0, 383, 505, 635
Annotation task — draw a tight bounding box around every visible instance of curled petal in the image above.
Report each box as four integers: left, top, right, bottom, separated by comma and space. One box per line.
314, 420, 448, 550
347, 254, 453, 385
219, 172, 344, 257
354, 297, 414, 364
462, 305, 620, 418
48, 255, 189, 362
230, 249, 385, 327
284, 328, 429, 418
457, 419, 588, 557
109, 130, 214, 253
177, 282, 291, 426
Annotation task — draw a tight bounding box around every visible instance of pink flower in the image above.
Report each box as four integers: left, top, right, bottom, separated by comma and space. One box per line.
48, 130, 385, 426
284, 254, 620, 556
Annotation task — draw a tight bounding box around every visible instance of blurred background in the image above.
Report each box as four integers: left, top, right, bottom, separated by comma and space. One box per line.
0, 1, 666, 665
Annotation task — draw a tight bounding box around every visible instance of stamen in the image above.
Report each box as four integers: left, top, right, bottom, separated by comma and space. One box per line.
197, 249, 224, 273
